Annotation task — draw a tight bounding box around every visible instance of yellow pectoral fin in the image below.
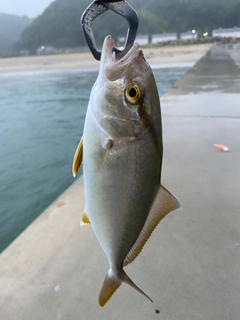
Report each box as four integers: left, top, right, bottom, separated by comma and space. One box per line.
80, 209, 91, 226
72, 137, 83, 177
123, 185, 181, 267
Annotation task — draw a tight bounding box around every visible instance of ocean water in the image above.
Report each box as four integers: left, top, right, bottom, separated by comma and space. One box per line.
0, 65, 189, 253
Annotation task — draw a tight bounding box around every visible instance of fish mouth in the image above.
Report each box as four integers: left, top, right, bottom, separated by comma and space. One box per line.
99, 35, 142, 83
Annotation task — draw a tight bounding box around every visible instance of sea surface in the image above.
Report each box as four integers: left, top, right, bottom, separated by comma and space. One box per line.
0, 65, 189, 253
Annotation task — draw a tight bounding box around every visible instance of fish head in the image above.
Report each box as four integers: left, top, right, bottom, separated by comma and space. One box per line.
92, 35, 161, 138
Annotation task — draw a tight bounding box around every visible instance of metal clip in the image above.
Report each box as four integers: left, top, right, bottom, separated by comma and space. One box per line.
81, 0, 139, 61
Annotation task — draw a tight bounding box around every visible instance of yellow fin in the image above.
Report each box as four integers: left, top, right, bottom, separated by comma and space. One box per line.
99, 273, 121, 307
80, 209, 91, 226
123, 185, 181, 267
99, 269, 152, 307
72, 137, 83, 177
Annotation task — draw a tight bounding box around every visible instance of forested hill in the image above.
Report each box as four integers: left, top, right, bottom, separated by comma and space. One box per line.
20, 0, 240, 53
0, 13, 32, 55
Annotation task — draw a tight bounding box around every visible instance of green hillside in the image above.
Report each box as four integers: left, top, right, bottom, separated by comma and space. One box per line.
0, 13, 32, 56
20, 0, 240, 53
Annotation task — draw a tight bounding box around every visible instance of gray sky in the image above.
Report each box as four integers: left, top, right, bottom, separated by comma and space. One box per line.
0, 0, 54, 18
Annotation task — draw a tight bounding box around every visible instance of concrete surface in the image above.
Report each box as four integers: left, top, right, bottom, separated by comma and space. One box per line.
0, 45, 240, 320
228, 46, 240, 66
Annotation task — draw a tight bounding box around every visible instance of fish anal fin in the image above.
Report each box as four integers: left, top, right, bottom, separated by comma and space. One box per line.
123, 185, 181, 267
72, 137, 83, 177
80, 209, 91, 226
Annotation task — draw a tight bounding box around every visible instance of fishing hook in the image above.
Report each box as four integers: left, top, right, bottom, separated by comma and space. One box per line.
81, 0, 139, 61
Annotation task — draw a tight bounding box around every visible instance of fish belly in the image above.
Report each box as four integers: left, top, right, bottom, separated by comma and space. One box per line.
83, 108, 161, 269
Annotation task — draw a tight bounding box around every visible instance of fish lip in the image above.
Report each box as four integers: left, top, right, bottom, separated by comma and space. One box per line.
104, 35, 140, 63
99, 35, 141, 83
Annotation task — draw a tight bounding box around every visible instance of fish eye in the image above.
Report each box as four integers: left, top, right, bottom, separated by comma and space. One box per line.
125, 83, 142, 104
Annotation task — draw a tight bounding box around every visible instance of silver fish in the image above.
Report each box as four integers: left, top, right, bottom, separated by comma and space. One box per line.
72, 35, 180, 307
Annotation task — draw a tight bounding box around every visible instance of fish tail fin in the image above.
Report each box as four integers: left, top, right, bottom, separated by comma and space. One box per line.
98, 269, 153, 307
121, 270, 153, 304
98, 271, 121, 307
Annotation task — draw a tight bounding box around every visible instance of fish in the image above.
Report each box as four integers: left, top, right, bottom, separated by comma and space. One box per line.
72, 35, 181, 307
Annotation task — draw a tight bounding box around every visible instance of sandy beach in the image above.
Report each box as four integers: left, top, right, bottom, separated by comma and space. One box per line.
0, 44, 212, 73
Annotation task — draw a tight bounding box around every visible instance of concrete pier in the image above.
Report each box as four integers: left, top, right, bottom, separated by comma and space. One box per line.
1, 45, 240, 319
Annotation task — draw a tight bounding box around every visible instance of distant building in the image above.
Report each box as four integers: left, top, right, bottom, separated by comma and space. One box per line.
212, 27, 240, 39
151, 33, 177, 44
36, 46, 57, 55
180, 31, 198, 41
135, 34, 149, 46
117, 35, 149, 47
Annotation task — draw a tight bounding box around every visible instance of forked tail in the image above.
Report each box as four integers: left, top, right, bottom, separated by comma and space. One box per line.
98, 268, 153, 307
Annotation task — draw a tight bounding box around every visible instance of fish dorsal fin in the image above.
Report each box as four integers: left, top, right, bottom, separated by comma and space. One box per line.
123, 185, 181, 267
80, 209, 91, 226
72, 137, 83, 177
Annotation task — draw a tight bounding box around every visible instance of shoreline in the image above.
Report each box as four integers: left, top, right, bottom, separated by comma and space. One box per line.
0, 43, 212, 74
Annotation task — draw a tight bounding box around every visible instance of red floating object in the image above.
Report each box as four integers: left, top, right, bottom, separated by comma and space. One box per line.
214, 144, 229, 152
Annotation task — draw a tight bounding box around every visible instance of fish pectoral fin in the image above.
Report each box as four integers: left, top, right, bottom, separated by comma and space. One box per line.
80, 209, 91, 226
97, 139, 113, 171
72, 137, 83, 177
99, 269, 152, 307
123, 185, 181, 267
